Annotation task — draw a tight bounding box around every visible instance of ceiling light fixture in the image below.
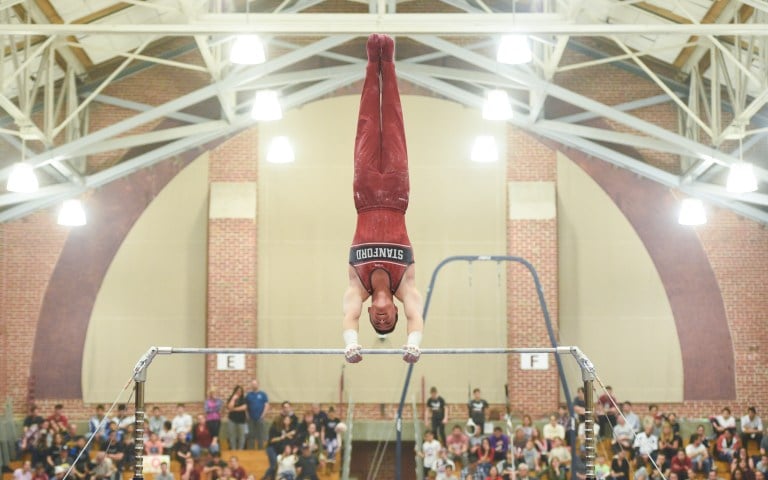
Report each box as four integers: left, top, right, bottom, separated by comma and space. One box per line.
229, 35, 266, 65
471, 136, 499, 163
726, 139, 758, 193
57, 199, 87, 226
267, 136, 295, 164
6, 162, 39, 193
251, 90, 282, 121
482, 89, 513, 121
678, 198, 707, 226
497, 35, 532, 65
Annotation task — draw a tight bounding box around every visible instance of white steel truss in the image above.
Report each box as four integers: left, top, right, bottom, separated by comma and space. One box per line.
0, 0, 766, 224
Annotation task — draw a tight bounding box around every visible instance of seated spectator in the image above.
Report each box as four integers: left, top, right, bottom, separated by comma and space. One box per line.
90, 452, 117, 480
622, 402, 641, 433
172, 432, 193, 471
715, 430, 741, 463
204, 451, 227, 480
514, 463, 534, 480
540, 456, 567, 480
667, 414, 681, 436
670, 449, 693, 480
145, 432, 164, 455
47, 405, 69, 437
104, 429, 125, 472
299, 423, 321, 457
191, 414, 220, 458
446, 425, 469, 467
474, 438, 494, 479
30, 464, 47, 480
531, 428, 548, 460
122, 424, 138, 470
731, 447, 756, 479
295, 445, 319, 480
521, 440, 540, 472
548, 437, 571, 467
156, 462, 174, 480
433, 448, 455, 480
697, 425, 712, 449
467, 427, 483, 465
181, 458, 203, 480
518, 415, 535, 441
612, 415, 635, 455
20, 406, 45, 454
644, 405, 663, 437
556, 405, 573, 446
228, 457, 246, 480
685, 433, 712, 475
594, 454, 610, 480
742, 408, 764, 449
114, 404, 135, 431
497, 450, 516, 480
659, 422, 682, 460
510, 427, 527, 465
489, 427, 510, 463
89, 405, 110, 450
633, 424, 658, 466
611, 450, 630, 480
160, 420, 177, 451
712, 408, 738, 436
543, 415, 566, 450
45, 434, 67, 477
733, 468, 747, 480
13, 461, 32, 480
708, 470, 727, 480
755, 455, 768, 476
149, 406, 167, 436
173, 405, 194, 442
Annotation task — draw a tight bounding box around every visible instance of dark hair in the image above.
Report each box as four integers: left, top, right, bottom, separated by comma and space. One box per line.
54, 404, 63, 409
749, 407, 757, 414
118, 404, 126, 411
370, 310, 398, 335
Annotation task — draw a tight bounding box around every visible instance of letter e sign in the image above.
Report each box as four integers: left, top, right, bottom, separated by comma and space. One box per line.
216, 353, 246, 370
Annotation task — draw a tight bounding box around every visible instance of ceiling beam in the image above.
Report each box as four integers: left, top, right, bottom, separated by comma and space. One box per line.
5, 13, 768, 35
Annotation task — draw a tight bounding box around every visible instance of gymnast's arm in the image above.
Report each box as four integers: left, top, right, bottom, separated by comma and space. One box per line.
342, 267, 367, 362
396, 264, 425, 337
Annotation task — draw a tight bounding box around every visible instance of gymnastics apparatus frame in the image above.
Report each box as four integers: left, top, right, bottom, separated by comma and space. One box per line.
128, 255, 598, 480
129, 345, 598, 480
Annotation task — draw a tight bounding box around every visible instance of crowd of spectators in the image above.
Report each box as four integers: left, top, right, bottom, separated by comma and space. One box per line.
417, 385, 768, 480
12, 383, 768, 480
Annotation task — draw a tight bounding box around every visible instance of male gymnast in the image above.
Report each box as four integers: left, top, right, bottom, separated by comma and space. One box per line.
342, 34, 424, 364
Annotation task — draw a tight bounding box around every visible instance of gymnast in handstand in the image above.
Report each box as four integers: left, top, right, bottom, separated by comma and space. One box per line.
342, 33, 424, 364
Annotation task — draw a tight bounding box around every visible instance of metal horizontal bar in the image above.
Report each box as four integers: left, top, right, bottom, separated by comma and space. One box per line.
159, 346, 578, 355
3, 14, 768, 35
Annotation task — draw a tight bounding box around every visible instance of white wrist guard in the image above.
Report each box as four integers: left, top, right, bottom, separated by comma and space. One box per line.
406, 331, 423, 347
343, 329, 359, 347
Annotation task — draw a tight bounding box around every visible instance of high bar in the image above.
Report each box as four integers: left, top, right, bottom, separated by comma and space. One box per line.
155, 346, 578, 355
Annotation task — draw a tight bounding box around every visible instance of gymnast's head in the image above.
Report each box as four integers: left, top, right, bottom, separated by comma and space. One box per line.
368, 296, 398, 334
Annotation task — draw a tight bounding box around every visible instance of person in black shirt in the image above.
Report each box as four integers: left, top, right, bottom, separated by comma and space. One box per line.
427, 387, 448, 444
296, 445, 319, 480
469, 388, 488, 433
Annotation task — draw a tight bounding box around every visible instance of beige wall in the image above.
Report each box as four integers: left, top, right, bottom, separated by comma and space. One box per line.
556, 152, 683, 402
257, 95, 510, 405
82, 156, 209, 403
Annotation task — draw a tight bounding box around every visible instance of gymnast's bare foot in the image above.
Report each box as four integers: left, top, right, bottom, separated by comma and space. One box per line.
366, 33, 381, 64
381, 34, 394, 62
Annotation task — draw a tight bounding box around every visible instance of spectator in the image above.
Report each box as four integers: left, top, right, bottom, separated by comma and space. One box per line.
47, 405, 69, 436
715, 429, 741, 463
203, 451, 227, 480
521, 440, 540, 471
433, 448, 455, 480
309, 404, 328, 439
205, 388, 224, 440
468, 427, 483, 465
171, 432, 192, 471
659, 422, 682, 460
633, 424, 658, 466
419, 430, 442, 477
708, 470, 726, 480
594, 454, 610, 480
531, 428, 548, 461
443, 463, 459, 480
300, 423, 321, 457
670, 449, 693, 480
446, 424, 469, 467
295, 445, 319, 480
731, 447, 755, 477
104, 429, 126, 473
264, 415, 292, 480
13, 461, 32, 480
322, 408, 341, 466
519, 415, 535, 441
191, 413, 220, 458
45, 433, 67, 476
622, 402, 641, 433
543, 415, 565, 449
30, 464, 47, 480
742, 407, 764, 449
541, 456, 567, 480
474, 437, 494, 479
145, 432, 164, 455
755, 455, 768, 475
172, 405, 194, 442
712, 408, 737, 436
115, 404, 135, 430
598, 386, 619, 436
612, 415, 635, 455
160, 420, 177, 451
696, 425, 712, 449
427, 387, 448, 445
468, 389, 488, 433
90, 452, 117, 480
548, 437, 571, 467
573, 388, 587, 425
148, 406, 166, 436
19, 407, 46, 456
156, 462, 174, 480
611, 449, 630, 480
227, 386, 248, 450
667, 413, 681, 436
489, 427, 510, 463
686, 433, 712, 475
228, 456, 247, 480
556, 405, 573, 446
276, 444, 297, 480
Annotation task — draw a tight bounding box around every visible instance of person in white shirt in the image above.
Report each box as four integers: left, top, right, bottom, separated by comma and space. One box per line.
418, 430, 442, 477
543, 415, 566, 449
741, 407, 763, 448
13, 460, 32, 480
685, 433, 712, 475
622, 402, 641, 433
633, 424, 658, 463
172, 404, 194, 441
711, 407, 737, 436
612, 415, 635, 453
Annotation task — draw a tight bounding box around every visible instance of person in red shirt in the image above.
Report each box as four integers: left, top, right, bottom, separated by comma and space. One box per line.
671, 449, 694, 480
342, 33, 424, 364
190, 414, 220, 458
